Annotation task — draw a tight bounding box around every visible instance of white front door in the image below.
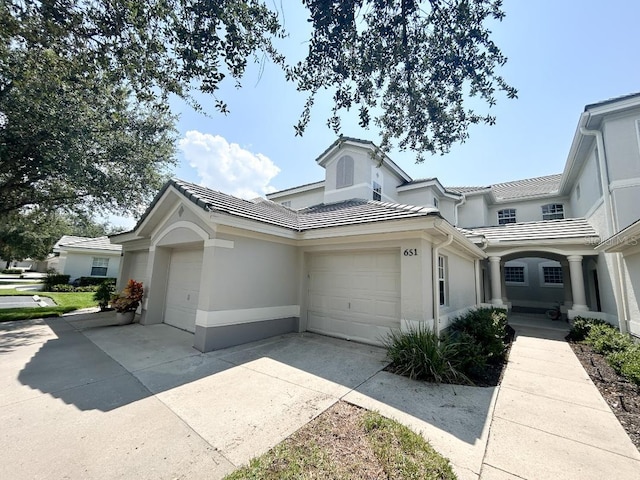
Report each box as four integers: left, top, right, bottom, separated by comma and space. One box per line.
307, 250, 401, 346
164, 248, 203, 332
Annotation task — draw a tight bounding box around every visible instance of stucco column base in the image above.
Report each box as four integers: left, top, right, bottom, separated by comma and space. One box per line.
571, 304, 589, 312
490, 299, 504, 307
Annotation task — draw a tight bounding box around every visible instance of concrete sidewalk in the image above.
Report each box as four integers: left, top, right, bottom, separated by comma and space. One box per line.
481, 314, 640, 479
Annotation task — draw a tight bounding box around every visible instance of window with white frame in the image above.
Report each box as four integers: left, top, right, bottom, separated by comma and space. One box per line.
438, 255, 448, 306
542, 203, 564, 220
498, 208, 517, 225
336, 155, 354, 189
372, 181, 382, 201
504, 266, 525, 283
542, 266, 563, 285
91, 257, 109, 276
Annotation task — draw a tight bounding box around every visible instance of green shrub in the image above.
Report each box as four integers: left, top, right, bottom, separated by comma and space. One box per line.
585, 323, 634, 355
77, 277, 116, 287
444, 330, 487, 378
567, 316, 609, 341
50, 283, 75, 292
93, 281, 115, 310
2, 268, 22, 274
74, 286, 99, 292
44, 270, 70, 290
607, 345, 640, 385
449, 307, 508, 363
384, 326, 470, 384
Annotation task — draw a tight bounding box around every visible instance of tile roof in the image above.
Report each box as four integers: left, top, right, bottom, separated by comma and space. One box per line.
162, 179, 439, 232
56, 235, 122, 252
585, 91, 640, 111
467, 218, 598, 243
489, 174, 563, 200
446, 186, 490, 194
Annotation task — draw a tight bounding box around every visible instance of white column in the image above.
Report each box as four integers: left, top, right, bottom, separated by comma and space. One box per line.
561, 261, 573, 307
567, 255, 588, 311
489, 256, 503, 306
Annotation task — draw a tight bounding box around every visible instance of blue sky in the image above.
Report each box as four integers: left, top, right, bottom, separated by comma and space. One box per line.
112, 0, 640, 228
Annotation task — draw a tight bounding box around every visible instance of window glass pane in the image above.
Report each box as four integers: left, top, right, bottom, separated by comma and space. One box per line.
504, 266, 525, 283
91, 258, 109, 276
373, 181, 382, 201
498, 209, 516, 225
543, 266, 563, 284
542, 204, 564, 220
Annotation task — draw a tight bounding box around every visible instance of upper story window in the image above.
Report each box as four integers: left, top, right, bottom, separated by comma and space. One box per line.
542, 203, 564, 220
91, 257, 109, 276
372, 181, 382, 201
336, 155, 354, 189
498, 208, 517, 225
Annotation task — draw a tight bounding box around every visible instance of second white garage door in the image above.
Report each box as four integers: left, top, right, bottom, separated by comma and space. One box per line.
307, 250, 401, 346
164, 248, 203, 333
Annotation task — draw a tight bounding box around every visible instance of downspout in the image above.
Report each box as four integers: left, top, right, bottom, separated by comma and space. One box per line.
432, 228, 454, 336
453, 194, 466, 226
580, 124, 629, 333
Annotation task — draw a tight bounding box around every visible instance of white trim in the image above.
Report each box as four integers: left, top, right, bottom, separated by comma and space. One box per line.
196, 305, 301, 327
204, 239, 234, 249
324, 182, 371, 196
152, 220, 210, 247
609, 177, 640, 190
267, 182, 324, 199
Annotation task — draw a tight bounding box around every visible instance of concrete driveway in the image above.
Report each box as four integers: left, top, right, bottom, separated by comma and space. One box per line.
0, 313, 497, 480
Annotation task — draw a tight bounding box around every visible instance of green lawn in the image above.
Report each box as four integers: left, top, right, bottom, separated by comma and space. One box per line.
0, 290, 98, 322
224, 404, 457, 480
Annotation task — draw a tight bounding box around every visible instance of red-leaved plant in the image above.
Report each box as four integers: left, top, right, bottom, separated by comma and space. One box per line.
111, 279, 144, 313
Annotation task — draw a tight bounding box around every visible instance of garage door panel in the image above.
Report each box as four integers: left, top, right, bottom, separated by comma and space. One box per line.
164, 248, 202, 333
307, 250, 400, 346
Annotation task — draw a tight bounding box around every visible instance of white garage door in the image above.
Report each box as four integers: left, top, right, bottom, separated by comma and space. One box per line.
307, 250, 401, 346
164, 248, 203, 333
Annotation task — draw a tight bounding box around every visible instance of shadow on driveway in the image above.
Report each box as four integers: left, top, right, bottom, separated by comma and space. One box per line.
5, 312, 499, 478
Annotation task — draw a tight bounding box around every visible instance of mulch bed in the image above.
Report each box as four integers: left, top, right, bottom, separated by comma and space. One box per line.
569, 341, 640, 450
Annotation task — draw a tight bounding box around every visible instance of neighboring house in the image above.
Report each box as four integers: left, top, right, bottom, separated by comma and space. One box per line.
111, 92, 640, 352
52, 236, 122, 283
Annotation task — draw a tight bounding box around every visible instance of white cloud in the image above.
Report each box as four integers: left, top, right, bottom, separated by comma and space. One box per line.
179, 131, 280, 199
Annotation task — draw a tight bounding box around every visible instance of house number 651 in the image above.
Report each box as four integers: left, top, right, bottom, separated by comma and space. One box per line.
403, 249, 418, 256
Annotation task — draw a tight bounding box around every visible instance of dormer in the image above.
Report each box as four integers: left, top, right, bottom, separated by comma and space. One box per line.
316, 137, 412, 204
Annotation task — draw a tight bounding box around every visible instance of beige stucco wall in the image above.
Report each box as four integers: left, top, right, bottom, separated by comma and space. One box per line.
457, 195, 488, 228
504, 258, 565, 308
438, 247, 477, 330
208, 234, 299, 311
622, 251, 640, 336
486, 197, 571, 226
271, 187, 324, 210
323, 146, 404, 204
602, 113, 640, 183
570, 146, 603, 219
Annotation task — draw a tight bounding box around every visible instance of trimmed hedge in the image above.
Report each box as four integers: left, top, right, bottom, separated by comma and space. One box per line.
76, 277, 116, 287
50, 284, 99, 293
44, 273, 70, 290
2, 268, 22, 274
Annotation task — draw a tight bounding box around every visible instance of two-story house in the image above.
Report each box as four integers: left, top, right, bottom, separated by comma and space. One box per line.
112, 92, 640, 352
